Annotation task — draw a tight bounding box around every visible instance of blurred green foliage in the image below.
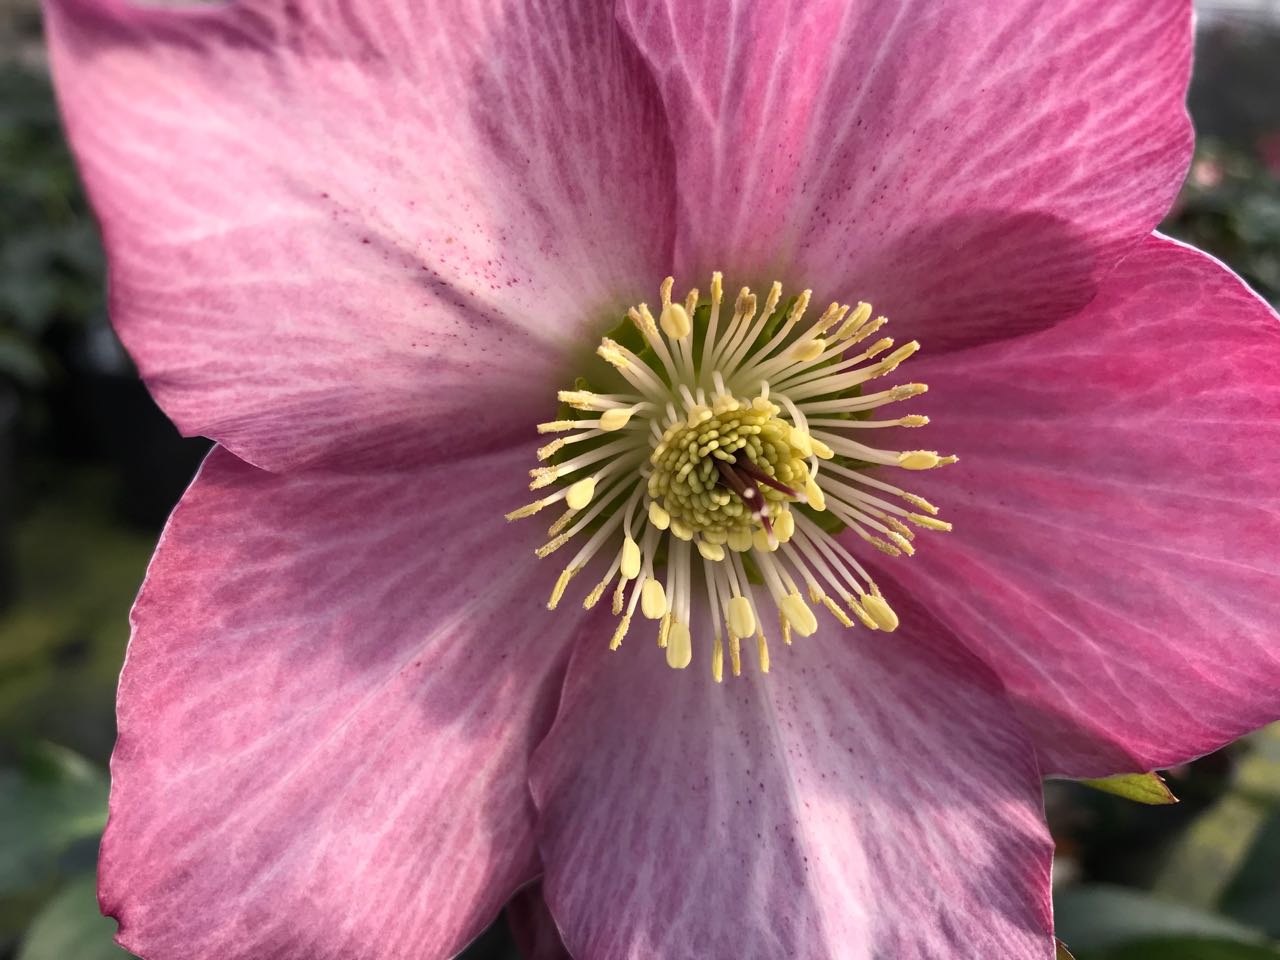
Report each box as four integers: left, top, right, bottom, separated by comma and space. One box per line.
0, 65, 104, 390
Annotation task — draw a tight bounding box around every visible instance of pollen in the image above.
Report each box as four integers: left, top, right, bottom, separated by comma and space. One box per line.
508, 273, 955, 678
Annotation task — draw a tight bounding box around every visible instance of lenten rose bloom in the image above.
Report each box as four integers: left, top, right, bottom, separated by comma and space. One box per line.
45, 0, 1280, 957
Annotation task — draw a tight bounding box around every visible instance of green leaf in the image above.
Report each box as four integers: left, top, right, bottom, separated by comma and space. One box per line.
1053, 885, 1267, 953
1079, 772, 1179, 805
0, 743, 108, 894
16, 873, 132, 960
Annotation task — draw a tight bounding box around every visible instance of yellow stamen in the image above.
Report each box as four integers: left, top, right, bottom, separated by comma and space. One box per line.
641, 579, 668, 619
600, 407, 635, 431
861, 593, 899, 632
566, 477, 596, 510
660, 302, 692, 340
620, 538, 642, 579
728, 596, 756, 639
908, 513, 953, 532
610, 614, 632, 650
547, 565, 580, 610
779, 592, 819, 637
666, 621, 692, 669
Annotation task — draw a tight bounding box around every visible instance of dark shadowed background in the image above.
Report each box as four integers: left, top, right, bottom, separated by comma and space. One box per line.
2, 1, 1279, 958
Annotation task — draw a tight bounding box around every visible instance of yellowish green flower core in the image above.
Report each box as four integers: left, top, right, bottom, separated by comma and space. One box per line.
508, 274, 956, 680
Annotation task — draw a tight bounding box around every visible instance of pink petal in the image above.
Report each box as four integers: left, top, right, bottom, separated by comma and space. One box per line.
530, 598, 1054, 959
618, 0, 1193, 349
900, 234, 1280, 776
45, 0, 675, 471
100, 444, 589, 959
507, 882, 572, 960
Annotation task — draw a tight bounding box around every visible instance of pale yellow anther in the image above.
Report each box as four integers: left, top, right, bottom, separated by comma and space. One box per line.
685, 403, 712, 428
536, 439, 566, 461
900, 415, 930, 428
866, 535, 902, 558
890, 383, 928, 401
535, 533, 572, 559
557, 390, 597, 409
878, 340, 920, 373
599, 407, 635, 432
537, 420, 578, 434
888, 532, 915, 556
884, 516, 915, 540
727, 527, 754, 552
583, 578, 608, 610
628, 305, 660, 341
848, 597, 881, 630
847, 316, 888, 345
597, 339, 629, 369
804, 478, 827, 512
793, 339, 826, 362
610, 614, 632, 651
566, 477, 596, 510
528, 466, 558, 490
612, 576, 627, 615
505, 496, 553, 521
782, 290, 812, 332
546, 510, 574, 538
779, 592, 819, 637
728, 596, 757, 639
774, 509, 795, 543
836, 302, 873, 338
660, 302, 692, 340
811, 438, 835, 460
789, 427, 814, 458
729, 634, 742, 677
780, 611, 793, 646
908, 513, 953, 532
712, 634, 724, 683
897, 450, 944, 470
669, 518, 695, 541
648, 501, 671, 530
658, 612, 672, 648
696, 539, 725, 562
821, 595, 855, 628
866, 337, 895, 359
547, 565, 580, 610
757, 631, 771, 673
903, 493, 940, 515
641, 579, 668, 619
752, 528, 779, 553
666, 621, 692, 669
861, 593, 899, 632
620, 537, 642, 579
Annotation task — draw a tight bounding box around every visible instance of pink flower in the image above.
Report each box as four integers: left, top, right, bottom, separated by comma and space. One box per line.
44, 0, 1280, 958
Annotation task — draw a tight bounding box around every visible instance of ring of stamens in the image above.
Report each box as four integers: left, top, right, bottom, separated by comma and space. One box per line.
507, 273, 956, 681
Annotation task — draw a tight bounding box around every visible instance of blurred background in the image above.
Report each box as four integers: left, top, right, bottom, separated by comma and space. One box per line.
1, 1, 1279, 958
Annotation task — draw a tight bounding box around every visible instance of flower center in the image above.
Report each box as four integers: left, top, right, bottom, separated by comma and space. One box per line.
648, 395, 808, 550
508, 274, 956, 680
